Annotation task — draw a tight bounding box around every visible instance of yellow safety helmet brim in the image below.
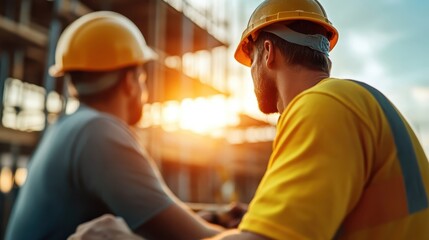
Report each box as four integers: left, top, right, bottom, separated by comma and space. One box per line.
234, 0, 339, 67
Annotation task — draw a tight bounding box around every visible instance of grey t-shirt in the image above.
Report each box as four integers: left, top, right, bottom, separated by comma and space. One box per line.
5, 105, 174, 240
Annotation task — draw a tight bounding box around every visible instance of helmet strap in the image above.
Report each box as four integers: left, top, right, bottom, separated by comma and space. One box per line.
262, 23, 330, 56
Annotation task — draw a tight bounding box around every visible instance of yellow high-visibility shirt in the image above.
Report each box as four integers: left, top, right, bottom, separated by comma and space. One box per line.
239, 78, 429, 240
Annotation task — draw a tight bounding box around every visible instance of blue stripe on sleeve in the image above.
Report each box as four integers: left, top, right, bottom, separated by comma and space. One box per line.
352, 80, 428, 213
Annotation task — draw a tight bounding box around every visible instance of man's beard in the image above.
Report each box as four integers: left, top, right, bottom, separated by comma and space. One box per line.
254, 78, 278, 114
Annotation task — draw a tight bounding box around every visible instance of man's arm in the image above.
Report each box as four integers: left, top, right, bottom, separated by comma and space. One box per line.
135, 201, 224, 239
68, 214, 270, 240
67, 205, 222, 240
76, 119, 223, 239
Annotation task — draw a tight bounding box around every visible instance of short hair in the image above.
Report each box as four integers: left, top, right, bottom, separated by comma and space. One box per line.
252, 20, 332, 74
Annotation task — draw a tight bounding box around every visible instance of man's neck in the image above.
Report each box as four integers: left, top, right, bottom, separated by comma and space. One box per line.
86, 99, 128, 124
276, 66, 329, 113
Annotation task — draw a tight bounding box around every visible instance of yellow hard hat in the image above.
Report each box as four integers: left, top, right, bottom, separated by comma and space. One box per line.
49, 11, 157, 77
235, 0, 339, 66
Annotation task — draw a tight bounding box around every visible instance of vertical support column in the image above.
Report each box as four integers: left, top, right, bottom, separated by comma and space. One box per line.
221, 0, 229, 93
205, 2, 214, 89
177, 1, 194, 202
152, 0, 167, 102
4, 0, 16, 20
146, 0, 166, 104
19, 0, 32, 25
147, 0, 167, 170
0, 0, 16, 127
0, 52, 10, 127
43, 0, 62, 128
180, 2, 193, 100
205, 1, 216, 203
151, 0, 166, 165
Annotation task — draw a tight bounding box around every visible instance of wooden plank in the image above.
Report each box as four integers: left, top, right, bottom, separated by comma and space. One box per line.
0, 127, 39, 146
0, 16, 47, 47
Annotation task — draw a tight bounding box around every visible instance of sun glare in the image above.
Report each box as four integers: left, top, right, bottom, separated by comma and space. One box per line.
179, 97, 226, 134
141, 95, 239, 135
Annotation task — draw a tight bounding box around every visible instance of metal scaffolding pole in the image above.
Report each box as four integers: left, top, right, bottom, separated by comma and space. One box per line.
148, 0, 167, 168
176, 1, 195, 202
43, 0, 62, 128
0, 51, 10, 127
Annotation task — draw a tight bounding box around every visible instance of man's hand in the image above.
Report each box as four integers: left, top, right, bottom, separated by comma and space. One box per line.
68, 214, 142, 240
198, 202, 248, 228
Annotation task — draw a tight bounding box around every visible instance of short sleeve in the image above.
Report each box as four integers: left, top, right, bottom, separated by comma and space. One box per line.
239, 93, 372, 239
73, 117, 174, 230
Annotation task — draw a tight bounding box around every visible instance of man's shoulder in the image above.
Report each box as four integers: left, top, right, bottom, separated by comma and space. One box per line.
282, 78, 375, 121
310, 78, 364, 94
60, 105, 124, 130
301, 78, 376, 108
45, 105, 131, 146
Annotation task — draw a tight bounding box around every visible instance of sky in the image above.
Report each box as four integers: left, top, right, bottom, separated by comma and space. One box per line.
322, 0, 429, 96
317, 0, 429, 151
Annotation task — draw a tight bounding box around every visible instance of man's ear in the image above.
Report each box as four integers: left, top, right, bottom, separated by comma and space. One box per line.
264, 40, 275, 68
122, 71, 135, 96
